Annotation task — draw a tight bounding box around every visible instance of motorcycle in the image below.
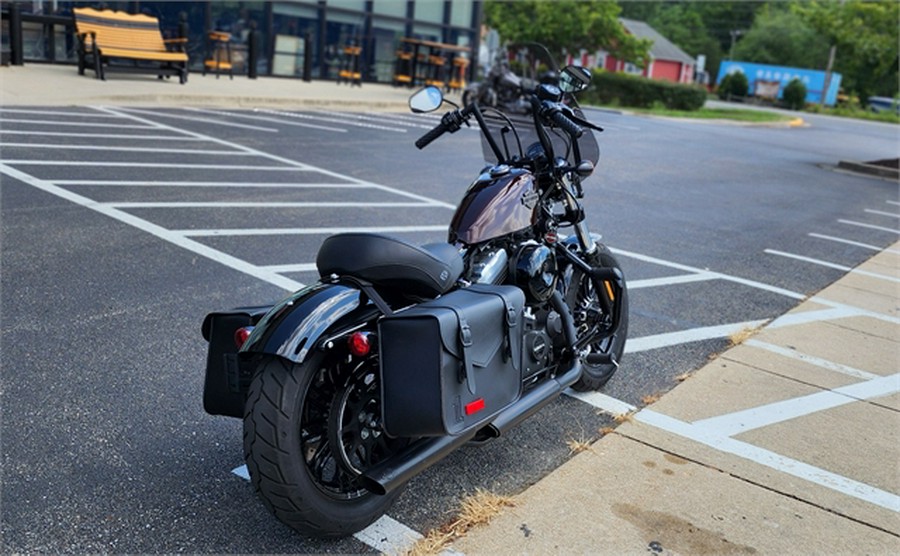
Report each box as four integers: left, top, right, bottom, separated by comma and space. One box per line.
200, 45, 628, 538
462, 46, 554, 114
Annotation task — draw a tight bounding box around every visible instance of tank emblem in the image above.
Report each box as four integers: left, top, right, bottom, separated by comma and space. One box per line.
521, 189, 539, 209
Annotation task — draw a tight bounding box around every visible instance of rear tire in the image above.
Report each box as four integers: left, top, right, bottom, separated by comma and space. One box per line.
243, 354, 405, 537
565, 244, 628, 391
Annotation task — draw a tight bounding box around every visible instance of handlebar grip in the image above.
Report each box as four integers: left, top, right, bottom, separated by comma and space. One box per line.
550, 110, 584, 138
415, 123, 447, 149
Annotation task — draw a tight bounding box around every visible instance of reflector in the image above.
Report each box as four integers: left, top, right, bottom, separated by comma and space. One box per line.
348, 332, 371, 357
234, 326, 254, 349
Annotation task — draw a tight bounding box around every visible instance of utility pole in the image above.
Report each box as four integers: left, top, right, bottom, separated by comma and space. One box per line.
728, 30, 744, 60
820, 0, 845, 107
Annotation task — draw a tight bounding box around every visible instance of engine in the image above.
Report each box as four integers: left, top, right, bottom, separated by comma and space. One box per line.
513, 242, 557, 303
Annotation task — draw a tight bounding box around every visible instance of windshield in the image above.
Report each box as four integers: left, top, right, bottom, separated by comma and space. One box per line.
478, 43, 600, 167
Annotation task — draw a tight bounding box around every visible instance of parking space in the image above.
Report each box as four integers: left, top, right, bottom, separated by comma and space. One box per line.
2, 105, 898, 554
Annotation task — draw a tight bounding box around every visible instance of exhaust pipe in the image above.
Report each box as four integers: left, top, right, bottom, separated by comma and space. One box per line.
361, 361, 581, 496
482, 359, 581, 438
361, 428, 479, 496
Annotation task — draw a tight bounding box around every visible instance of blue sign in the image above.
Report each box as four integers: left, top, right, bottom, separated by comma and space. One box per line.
716, 60, 842, 106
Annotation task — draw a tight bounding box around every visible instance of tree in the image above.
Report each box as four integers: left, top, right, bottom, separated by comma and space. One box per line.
792, 0, 899, 100
782, 78, 808, 110
483, 1, 651, 66
731, 7, 830, 69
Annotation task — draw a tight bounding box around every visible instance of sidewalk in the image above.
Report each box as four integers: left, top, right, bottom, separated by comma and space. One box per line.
3, 62, 899, 554
450, 242, 900, 555
0, 62, 418, 111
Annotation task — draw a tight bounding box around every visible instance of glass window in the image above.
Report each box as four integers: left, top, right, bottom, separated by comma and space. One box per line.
450, 0, 473, 28
327, 0, 366, 11
372, 0, 407, 19
412, 23, 441, 43
413, 0, 444, 25
272, 3, 319, 77
371, 17, 405, 83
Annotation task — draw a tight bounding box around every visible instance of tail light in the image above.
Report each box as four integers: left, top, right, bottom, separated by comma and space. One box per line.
348, 331, 372, 357
234, 326, 254, 349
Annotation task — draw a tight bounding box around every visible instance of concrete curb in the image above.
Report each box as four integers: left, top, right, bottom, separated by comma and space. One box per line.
837, 159, 900, 180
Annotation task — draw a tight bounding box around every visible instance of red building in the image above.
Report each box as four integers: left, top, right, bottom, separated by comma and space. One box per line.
590, 18, 696, 85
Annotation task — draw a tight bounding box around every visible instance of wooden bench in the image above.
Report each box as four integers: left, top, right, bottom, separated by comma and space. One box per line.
73, 7, 188, 84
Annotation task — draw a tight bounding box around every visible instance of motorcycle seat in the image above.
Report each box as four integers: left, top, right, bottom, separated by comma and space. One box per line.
316, 233, 463, 298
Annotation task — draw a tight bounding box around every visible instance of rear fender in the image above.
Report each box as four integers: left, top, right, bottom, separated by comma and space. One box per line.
240, 283, 365, 364
201, 284, 367, 418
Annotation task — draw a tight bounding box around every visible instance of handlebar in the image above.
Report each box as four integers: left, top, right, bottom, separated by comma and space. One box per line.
542, 101, 583, 138
415, 105, 474, 150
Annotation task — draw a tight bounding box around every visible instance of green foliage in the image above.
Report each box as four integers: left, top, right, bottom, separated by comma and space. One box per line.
791, 0, 899, 100
483, 1, 651, 66
717, 72, 749, 99
782, 78, 807, 110
581, 70, 707, 111
731, 7, 829, 69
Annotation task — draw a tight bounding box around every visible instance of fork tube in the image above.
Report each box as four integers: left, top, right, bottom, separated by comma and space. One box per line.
561, 174, 597, 255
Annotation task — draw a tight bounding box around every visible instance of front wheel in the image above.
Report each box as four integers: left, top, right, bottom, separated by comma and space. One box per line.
565, 244, 629, 391
243, 353, 407, 537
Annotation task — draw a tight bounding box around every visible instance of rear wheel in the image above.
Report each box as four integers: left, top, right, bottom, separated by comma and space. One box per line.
565, 244, 628, 391
243, 352, 406, 537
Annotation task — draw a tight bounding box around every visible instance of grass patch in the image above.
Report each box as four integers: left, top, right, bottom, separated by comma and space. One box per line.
566, 437, 594, 455
628, 106, 793, 123
405, 489, 515, 556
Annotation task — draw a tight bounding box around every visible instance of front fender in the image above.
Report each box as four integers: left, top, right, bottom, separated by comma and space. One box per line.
240, 283, 364, 364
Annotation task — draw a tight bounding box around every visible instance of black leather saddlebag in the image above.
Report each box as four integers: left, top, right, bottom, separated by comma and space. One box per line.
378, 285, 524, 437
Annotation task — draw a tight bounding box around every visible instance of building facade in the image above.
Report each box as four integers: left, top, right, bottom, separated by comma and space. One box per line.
592, 18, 696, 85
2, 1, 482, 83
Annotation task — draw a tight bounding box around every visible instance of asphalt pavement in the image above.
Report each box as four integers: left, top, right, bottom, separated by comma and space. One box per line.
2, 63, 898, 555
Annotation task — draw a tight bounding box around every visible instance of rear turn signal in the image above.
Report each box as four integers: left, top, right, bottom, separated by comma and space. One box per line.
234, 326, 254, 349
348, 331, 371, 357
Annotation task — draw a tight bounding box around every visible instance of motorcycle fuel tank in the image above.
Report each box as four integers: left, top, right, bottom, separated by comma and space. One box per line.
449, 166, 539, 245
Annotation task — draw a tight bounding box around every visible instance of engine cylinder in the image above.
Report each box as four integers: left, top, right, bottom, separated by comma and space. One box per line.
469, 247, 508, 285
514, 243, 557, 302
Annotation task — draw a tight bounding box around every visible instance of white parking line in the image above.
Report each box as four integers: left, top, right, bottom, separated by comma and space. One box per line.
179, 224, 448, 237
627, 272, 717, 289
839, 219, 900, 234
625, 320, 768, 353
692, 373, 900, 436
765, 249, 900, 283
636, 409, 900, 512
99, 106, 457, 209
612, 247, 805, 300
0, 143, 254, 155
0, 163, 304, 292
0, 130, 204, 140
808, 232, 900, 254
258, 108, 409, 133
2, 161, 310, 171
866, 209, 900, 219
744, 339, 880, 381
185, 107, 348, 133
53, 180, 367, 188
259, 263, 318, 273
105, 201, 441, 209
1, 118, 156, 128
0, 107, 122, 117
115, 107, 280, 132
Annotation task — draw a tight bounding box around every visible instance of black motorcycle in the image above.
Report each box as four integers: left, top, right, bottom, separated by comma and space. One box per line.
462, 46, 554, 114
201, 46, 628, 537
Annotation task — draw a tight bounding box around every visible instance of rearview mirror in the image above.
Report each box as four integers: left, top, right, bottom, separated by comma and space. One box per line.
559, 65, 592, 94
409, 86, 444, 113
